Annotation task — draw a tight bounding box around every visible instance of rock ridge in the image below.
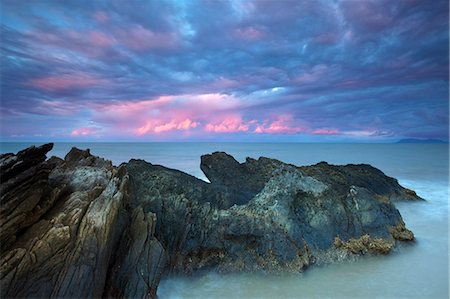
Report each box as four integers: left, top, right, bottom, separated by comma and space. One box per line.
0, 144, 421, 298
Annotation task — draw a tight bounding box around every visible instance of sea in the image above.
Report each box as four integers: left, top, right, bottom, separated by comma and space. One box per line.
1, 142, 448, 299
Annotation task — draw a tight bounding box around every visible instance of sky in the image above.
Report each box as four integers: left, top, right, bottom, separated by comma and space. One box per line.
1, 0, 448, 142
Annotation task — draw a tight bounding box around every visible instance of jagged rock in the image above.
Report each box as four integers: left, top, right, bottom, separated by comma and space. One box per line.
0, 143, 59, 251
200, 152, 283, 205
105, 207, 166, 299
0, 146, 420, 298
126, 152, 419, 275
0, 146, 165, 299
298, 161, 422, 201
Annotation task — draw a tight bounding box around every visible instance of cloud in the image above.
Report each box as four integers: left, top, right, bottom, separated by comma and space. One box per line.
254, 115, 306, 134
234, 26, 265, 41
137, 118, 198, 135
312, 129, 340, 135
71, 127, 100, 136
27, 72, 105, 91
118, 25, 179, 51
0, 0, 448, 141
205, 116, 250, 133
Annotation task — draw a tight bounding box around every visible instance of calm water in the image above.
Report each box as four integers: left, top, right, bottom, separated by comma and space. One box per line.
1, 142, 449, 298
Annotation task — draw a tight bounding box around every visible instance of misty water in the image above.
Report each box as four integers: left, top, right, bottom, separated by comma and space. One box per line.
1, 143, 448, 298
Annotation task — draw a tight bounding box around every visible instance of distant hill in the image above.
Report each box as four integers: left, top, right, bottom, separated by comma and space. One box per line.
396, 138, 448, 144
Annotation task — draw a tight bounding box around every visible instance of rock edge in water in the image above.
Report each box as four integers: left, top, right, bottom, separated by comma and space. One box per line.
0, 144, 421, 298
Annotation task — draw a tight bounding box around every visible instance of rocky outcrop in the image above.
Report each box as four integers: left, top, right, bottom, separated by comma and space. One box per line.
105, 207, 166, 299
126, 152, 419, 274
0, 146, 421, 298
0, 143, 57, 250
0, 144, 165, 298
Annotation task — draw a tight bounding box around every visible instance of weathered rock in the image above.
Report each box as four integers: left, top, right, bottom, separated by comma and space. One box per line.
200, 152, 283, 205
299, 161, 423, 202
0, 146, 420, 298
334, 234, 394, 255
105, 207, 166, 299
0, 143, 59, 251
0, 146, 166, 298
126, 152, 419, 275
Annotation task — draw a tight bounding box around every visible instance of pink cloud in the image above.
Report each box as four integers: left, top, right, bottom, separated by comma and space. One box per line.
254, 115, 306, 134
206, 77, 242, 91
137, 118, 199, 135
294, 64, 328, 84
91, 93, 247, 136
234, 26, 265, 41
120, 25, 178, 50
71, 127, 99, 136
88, 31, 115, 47
205, 116, 249, 133
314, 33, 339, 44
312, 128, 340, 135
88, 95, 313, 137
342, 1, 394, 31
28, 72, 104, 91
27, 29, 120, 60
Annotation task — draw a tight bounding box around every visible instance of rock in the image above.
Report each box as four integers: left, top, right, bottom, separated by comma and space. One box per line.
126, 153, 419, 275
104, 208, 167, 299
0, 146, 165, 298
0, 143, 58, 251
334, 234, 394, 255
200, 152, 284, 205
389, 222, 414, 241
299, 161, 423, 201
0, 143, 53, 182
0, 146, 421, 298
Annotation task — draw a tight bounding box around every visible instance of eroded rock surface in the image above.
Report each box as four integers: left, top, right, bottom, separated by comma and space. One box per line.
0, 144, 165, 298
1, 146, 420, 298
126, 152, 419, 274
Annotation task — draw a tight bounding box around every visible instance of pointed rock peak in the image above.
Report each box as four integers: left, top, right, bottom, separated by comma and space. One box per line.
200, 152, 243, 185
0, 143, 54, 182
64, 147, 111, 168
16, 143, 53, 158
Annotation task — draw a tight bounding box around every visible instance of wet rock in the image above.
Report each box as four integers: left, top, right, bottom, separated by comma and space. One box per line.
1, 146, 420, 298
334, 234, 394, 255
126, 153, 419, 275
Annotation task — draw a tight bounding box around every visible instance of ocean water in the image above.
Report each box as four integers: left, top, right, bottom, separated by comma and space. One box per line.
1, 142, 448, 298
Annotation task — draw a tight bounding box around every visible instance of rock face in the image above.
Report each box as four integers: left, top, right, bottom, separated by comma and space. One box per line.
127, 153, 419, 274
0, 144, 165, 298
1, 146, 421, 298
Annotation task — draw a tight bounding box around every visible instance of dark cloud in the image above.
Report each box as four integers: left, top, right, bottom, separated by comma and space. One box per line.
1, 0, 448, 141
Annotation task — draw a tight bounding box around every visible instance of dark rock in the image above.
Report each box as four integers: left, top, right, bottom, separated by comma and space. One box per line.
0, 143, 58, 251
0, 146, 165, 298
299, 162, 423, 201
126, 153, 418, 275
104, 207, 166, 298
200, 152, 284, 205
0, 146, 420, 298
0, 143, 53, 182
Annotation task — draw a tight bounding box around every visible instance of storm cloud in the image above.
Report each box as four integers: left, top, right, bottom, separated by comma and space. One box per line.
1, 0, 448, 141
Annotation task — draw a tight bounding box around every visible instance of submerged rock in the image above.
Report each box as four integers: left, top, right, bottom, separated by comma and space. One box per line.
0, 145, 421, 298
